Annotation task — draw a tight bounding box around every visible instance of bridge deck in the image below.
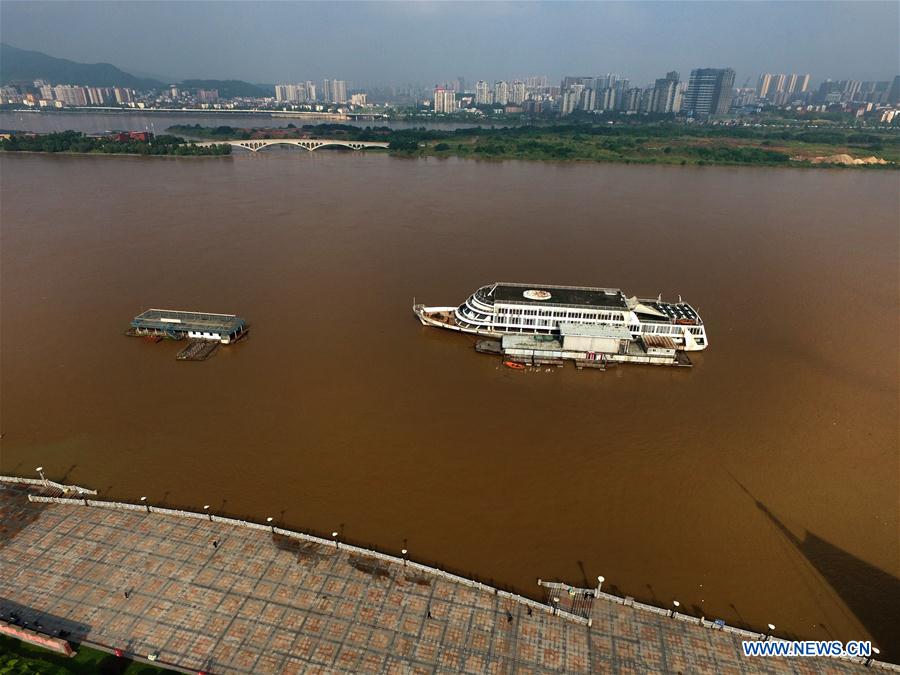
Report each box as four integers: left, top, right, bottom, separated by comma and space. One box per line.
195, 138, 390, 152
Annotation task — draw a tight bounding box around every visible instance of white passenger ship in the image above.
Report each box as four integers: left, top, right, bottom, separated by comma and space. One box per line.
414, 282, 708, 351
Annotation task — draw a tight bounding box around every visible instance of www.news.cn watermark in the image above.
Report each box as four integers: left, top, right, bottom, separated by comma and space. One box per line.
742, 640, 875, 659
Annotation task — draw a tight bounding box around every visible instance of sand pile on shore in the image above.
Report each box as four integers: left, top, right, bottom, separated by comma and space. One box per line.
805, 154, 888, 165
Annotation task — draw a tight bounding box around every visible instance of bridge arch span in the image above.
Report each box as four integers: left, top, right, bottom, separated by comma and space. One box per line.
209, 139, 389, 153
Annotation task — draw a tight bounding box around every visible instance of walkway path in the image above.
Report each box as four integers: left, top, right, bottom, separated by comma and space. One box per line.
0, 482, 883, 673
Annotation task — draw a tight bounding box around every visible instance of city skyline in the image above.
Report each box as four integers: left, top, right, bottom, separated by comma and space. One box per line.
1, 1, 897, 87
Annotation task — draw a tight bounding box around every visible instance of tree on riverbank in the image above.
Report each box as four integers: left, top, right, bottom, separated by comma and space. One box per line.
0, 131, 231, 156
163, 121, 898, 166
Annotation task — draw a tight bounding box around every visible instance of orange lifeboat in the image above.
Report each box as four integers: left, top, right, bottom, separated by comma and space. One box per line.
503, 360, 526, 370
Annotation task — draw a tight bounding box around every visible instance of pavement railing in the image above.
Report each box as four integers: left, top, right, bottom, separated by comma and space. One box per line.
0, 475, 96, 495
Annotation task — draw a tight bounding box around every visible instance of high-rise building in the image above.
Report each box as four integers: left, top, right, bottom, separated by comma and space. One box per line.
650, 71, 681, 113
617, 88, 642, 113
887, 76, 900, 105
510, 81, 526, 105
53, 85, 88, 106
561, 76, 591, 89
274, 83, 312, 103
320, 79, 348, 103
758, 73, 811, 100
475, 80, 492, 105
683, 68, 735, 117
559, 84, 584, 115
350, 93, 367, 107
196, 89, 219, 103
113, 88, 133, 104
592, 86, 615, 112
785, 74, 799, 95
433, 87, 457, 113
772, 74, 787, 95
594, 74, 618, 90
333, 80, 347, 104
456, 76, 466, 93
87, 87, 107, 105
493, 81, 509, 106
842, 79, 861, 101
0, 85, 22, 104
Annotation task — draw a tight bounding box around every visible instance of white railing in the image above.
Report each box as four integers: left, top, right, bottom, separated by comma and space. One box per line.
0, 475, 96, 495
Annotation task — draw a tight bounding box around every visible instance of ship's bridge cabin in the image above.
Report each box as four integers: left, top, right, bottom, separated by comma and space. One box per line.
131, 309, 246, 344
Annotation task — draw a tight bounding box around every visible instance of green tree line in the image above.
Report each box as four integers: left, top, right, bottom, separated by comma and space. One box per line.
1, 131, 231, 156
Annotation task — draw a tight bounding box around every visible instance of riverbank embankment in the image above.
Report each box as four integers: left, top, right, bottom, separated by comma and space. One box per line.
0, 477, 891, 674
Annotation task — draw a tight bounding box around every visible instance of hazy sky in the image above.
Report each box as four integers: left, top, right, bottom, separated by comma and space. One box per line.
2, 1, 897, 86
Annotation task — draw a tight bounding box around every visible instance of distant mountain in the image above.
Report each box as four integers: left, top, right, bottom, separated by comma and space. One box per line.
0, 44, 274, 98
0, 43, 162, 89
179, 79, 273, 99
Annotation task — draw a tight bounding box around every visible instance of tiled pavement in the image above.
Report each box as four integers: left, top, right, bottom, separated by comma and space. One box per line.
0, 484, 875, 674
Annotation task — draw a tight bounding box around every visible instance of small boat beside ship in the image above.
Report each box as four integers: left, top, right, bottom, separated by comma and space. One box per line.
414, 282, 708, 368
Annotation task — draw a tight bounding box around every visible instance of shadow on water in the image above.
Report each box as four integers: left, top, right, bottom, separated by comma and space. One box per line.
734, 477, 900, 658
59, 464, 78, 484
577, 560, 590, 588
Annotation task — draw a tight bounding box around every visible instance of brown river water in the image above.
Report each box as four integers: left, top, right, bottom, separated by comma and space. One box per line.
1, 148, 898, 657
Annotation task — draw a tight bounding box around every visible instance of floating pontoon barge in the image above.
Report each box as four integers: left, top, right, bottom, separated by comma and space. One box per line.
480, 323, 691, 369
129, 309, 246, 344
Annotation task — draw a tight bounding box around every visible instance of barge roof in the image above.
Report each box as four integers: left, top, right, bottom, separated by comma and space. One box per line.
492, 283, 628, 309
131, 309, 245, 334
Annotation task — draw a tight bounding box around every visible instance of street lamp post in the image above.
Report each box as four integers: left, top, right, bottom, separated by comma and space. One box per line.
332, 531, 339, 549
140, 496, 149, 513
765, 623, 775, 641
266, 517, 274, 533
596, 576, 605, 596
36, 467, 46, 484
671, 600, 680, 618
203, 505, 211, 522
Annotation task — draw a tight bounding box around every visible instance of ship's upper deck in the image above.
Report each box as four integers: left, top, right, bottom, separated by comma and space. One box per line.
635, 301, 701, 324
489, 283, 628, 310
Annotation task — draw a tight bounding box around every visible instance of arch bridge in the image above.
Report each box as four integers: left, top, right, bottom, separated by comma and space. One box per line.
195, 138, 390, 153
